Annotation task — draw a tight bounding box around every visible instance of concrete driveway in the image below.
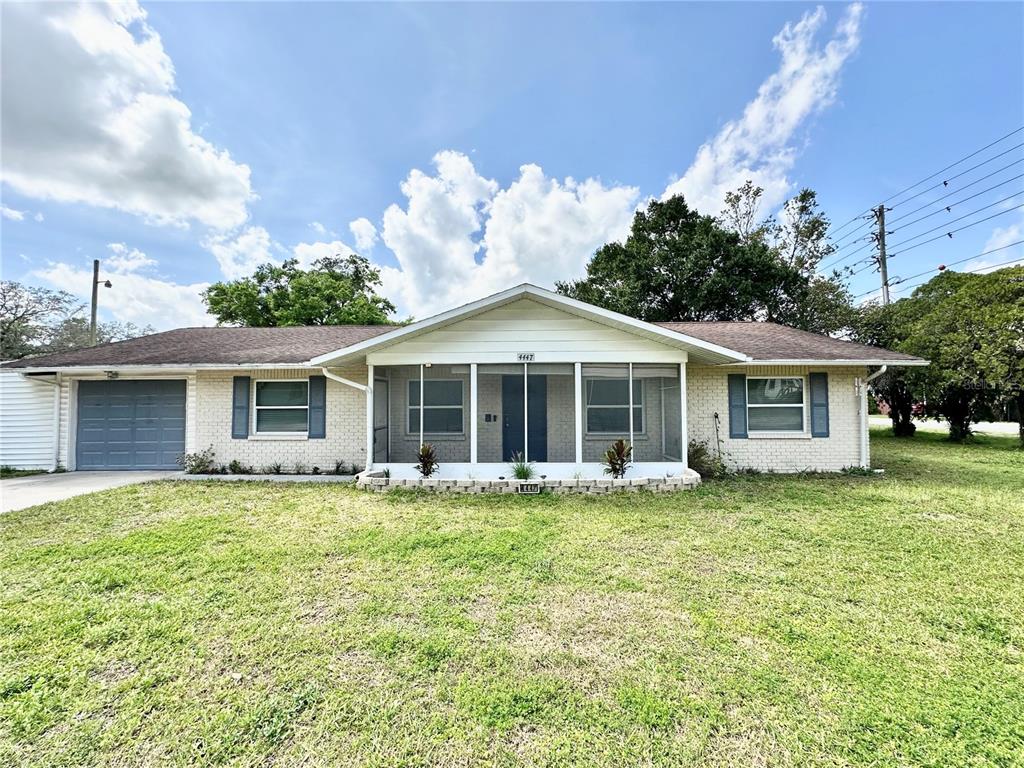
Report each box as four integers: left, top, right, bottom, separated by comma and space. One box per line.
1, 471, 181, 514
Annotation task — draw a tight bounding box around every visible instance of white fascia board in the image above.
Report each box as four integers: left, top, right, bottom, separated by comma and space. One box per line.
308, 283, 751, 366
7, 363, 315, 374
718, 359, 930, 367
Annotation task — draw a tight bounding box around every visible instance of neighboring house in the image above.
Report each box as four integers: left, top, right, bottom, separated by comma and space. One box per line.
0, 368, 59, 470
0, 284, 926, 479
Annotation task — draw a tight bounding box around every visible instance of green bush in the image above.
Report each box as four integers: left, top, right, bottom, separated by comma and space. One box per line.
687, 440, 728, 479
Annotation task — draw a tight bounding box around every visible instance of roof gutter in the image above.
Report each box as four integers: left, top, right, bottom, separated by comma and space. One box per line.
321, 367, 366, 392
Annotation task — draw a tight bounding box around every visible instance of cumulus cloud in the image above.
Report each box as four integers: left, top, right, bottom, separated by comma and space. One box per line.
106, 242, 157, 272
969, 222, 1024, 273
349, 217, 379, 253
35, 248, 212, 329
1, 1, 253, 230
376, 151, 638, 317
1, 205, 25, 221
663, 3, 863, 217
202, 226, 275, 279
292, 239, 356, 269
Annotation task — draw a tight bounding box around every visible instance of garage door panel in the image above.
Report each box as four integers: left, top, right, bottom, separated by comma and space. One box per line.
76, 380, 186, 470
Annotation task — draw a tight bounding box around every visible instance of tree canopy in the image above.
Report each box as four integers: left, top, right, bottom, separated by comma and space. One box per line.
557, 187, 854, 335
853, 266, 1024, 444
202, 254, 397, 327
1, 281, 150, 360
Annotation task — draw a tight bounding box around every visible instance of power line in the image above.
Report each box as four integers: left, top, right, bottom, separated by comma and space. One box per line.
887, 142, 1024, 211
852, 239, 1024, 299
887, 194, 1023, 250
883, 127, 1024, 206
825, 127, 1024, 242
888, 204, 1024, 259
887, 256, 1024, 299
887, 158, 1024, 225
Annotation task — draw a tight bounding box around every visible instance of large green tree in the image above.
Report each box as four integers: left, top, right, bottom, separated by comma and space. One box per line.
203, 254, 396, 327
854, 265, 1024, 444
556, 195, 805, 323
1, 281, 151, 359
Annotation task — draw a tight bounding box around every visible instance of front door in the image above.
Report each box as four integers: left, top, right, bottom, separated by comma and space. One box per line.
501, 375, 547, 462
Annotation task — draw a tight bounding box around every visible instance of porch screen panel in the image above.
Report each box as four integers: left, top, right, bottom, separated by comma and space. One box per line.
582, 364, 634, 462
475, 365, 512, 463
633, 364, 682, 462
382, 365, 471, 464
541, 364, 576, 462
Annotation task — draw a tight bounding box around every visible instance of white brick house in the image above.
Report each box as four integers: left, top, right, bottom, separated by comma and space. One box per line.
1, 284, 926, 479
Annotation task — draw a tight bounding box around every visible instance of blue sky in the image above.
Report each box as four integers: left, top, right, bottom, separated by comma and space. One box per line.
1, 1, 1022, 327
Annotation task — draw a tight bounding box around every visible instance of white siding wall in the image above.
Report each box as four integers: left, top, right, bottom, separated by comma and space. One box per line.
687, 365, 867, 473
367, 299, 689, 365
0, 371, 57, 470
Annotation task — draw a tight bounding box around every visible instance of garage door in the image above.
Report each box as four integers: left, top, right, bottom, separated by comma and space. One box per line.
76, 380, 186, 470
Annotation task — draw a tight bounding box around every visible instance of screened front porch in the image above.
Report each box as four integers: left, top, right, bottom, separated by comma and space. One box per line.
366, 362, 690, 479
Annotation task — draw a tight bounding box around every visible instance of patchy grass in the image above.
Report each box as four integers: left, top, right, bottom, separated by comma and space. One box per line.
1, 429, 1021, 766
0, 467, 48, 479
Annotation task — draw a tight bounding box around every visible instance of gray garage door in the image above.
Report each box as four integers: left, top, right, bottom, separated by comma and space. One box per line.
76, 380, 186, 470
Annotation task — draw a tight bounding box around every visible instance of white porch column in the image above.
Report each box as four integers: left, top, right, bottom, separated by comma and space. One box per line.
365, 364, 375, 469
574, 363, 583, 464
627, 363, 634, 449
679, 362, 688, 469
470, 363, 478, 463
418, 364, 424, 449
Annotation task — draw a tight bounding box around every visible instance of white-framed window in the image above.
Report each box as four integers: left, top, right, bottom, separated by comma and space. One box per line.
254, 380, 309, 434
746, 376, 805, 432
408, 379, 464, 434
585, 378, 643, 434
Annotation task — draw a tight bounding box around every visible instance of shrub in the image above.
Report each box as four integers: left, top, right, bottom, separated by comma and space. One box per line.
293, 462, 307, 475
263, 462, 284, 475
177, 446, 217, 474
227, 459, 254, 475
601, 439, 632, 479
312, 466, 321, 475
687, 440, 728, 479
508, 452, 535, 480
334, 460, 349, 475
415, 444, 439, 478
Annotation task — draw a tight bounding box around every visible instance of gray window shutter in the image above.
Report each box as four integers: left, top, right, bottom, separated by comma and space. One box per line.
308, 375, 326, 439
232, 376, 250, 439
727, 374, 747, 438
809, 372, 830, 437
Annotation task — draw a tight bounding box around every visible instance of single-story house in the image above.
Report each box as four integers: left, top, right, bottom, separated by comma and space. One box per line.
1, 284, 926, 483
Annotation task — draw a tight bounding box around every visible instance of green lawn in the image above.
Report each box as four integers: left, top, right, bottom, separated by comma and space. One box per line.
2, 430, 1022, 767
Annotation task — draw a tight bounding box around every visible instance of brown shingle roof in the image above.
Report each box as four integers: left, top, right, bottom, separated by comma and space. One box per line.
657, 321, 923, 362
2, 325, 398, 369
2, 320, 922, 369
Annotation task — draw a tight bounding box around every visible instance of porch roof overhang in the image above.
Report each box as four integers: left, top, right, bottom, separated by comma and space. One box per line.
309, 283, 751, 367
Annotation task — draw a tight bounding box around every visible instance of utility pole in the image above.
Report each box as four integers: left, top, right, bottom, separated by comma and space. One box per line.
874, 204, 891, 305
89, 260, 112, 346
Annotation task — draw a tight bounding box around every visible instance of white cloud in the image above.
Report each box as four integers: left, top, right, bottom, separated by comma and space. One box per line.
33, 212, 44, 222
377, 151, 638, 317
349, 217, 379, 253
202, 226, 275, 279
968, 222, 1024, 273
1, 205, 25, 221
0, 1, 253, 230
34, 254, 212, 329
309, 220, 339, 238
105, 242, 157, 272
292, 239, 356, 269
663, 3, 863, 217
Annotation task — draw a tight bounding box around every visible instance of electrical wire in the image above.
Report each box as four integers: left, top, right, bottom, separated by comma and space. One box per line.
852, 239, 1024, 299
887, 158, 1024, 224
887, 257, 1024, 298
887, 195, 1023, 251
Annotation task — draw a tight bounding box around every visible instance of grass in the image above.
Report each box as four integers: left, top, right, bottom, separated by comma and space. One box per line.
1, 429, 1022, 766
0, 467, 48, 479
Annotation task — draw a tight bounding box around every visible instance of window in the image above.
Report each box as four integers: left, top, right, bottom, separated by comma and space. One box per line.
254, 380, 309, 434
585, 379, 643, 433
747, 377, 805, 432
408, 379, 464, 434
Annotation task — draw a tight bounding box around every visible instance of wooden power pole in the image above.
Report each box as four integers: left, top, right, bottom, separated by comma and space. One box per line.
874, 204, 891, 305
